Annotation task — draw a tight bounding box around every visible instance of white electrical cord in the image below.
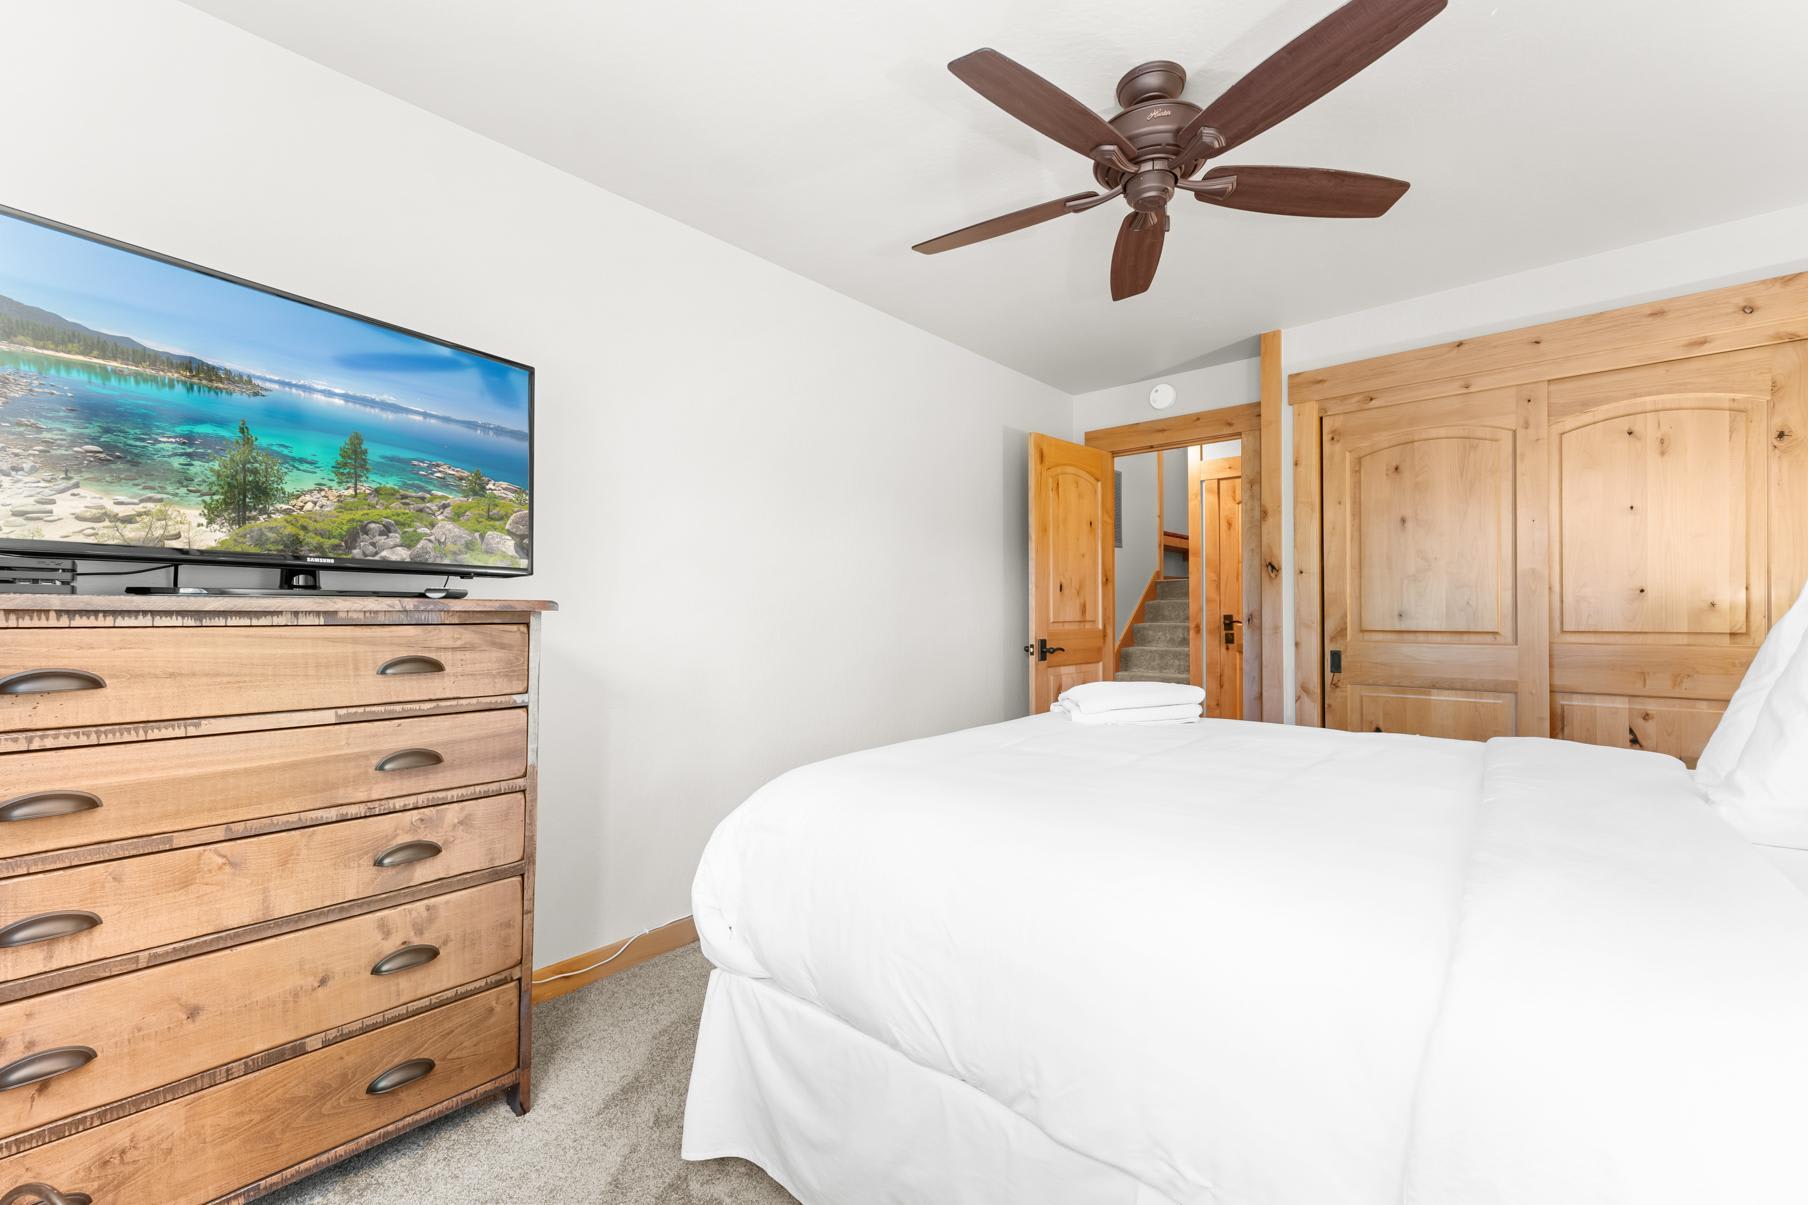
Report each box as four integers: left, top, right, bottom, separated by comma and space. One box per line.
529, 925, 661, 985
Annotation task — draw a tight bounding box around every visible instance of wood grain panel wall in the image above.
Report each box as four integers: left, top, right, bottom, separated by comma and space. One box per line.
1291, 273, 1808, 763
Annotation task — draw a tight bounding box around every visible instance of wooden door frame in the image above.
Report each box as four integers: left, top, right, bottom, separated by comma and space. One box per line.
1084, 394, 1274, 716
1287, 272, 1808, 727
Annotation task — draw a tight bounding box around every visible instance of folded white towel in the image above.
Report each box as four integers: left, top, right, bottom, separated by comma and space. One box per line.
1057, 680, 1206, 715
1052, 700, 1203, 725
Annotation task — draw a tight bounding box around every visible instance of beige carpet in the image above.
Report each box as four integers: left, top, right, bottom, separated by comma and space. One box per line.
262, 945, 797, 1204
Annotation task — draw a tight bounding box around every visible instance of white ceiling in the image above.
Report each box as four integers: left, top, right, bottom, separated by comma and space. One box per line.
184, 0, 1808, 393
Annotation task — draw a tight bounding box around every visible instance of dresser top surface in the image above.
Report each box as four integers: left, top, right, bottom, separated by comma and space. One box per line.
0, 593, 557, 623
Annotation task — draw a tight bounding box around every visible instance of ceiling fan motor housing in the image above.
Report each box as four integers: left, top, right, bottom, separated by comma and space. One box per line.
1125, 169, 1178, 212
1114, 60, 1188, 108
1096, 71, 1205, 202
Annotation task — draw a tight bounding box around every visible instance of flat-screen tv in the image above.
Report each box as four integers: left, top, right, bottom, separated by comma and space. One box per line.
0, 204, 532, 578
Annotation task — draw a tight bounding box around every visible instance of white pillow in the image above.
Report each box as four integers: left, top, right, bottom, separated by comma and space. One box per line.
1696, 581, 1808, 792
1710, 631, 1808, 848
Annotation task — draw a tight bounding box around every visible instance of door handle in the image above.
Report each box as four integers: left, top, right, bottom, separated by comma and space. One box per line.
1033, 639, 1067, 663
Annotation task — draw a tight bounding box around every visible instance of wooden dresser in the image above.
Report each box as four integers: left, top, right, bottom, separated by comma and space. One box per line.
0, 594, 553, 1204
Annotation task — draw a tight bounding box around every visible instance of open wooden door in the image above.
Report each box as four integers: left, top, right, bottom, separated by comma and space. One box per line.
1028, 433, 1115, 713
1188, 452, 1245, 718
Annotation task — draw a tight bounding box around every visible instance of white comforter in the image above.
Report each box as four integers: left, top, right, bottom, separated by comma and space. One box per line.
693, 715, 1808, 1204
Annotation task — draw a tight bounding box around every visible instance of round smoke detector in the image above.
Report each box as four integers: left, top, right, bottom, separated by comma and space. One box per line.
1149, 382, 1177, 410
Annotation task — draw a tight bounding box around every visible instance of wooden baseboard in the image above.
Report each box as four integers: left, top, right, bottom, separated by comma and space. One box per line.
530, 916, 699, 1005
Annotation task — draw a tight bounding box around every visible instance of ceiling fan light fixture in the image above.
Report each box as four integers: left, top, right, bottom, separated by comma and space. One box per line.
915, 0, 1447, 300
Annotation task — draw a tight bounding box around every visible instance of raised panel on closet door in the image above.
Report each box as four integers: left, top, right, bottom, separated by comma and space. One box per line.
1322, 388, 1530, 738
1553, 694, 1725, 767
1349, 685, 1516, 741
1547, 348, 1773, 760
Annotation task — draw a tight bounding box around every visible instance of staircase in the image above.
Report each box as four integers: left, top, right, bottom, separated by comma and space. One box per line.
1117, 577, 1190, 684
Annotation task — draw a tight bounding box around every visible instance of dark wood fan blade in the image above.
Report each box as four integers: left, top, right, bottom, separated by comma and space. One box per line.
950, 49, 1138, 160
1179, 0, 1445, 157
1195, 166, 1409, 217
1109, 212, 1166, 301
913, 193, 1099, 255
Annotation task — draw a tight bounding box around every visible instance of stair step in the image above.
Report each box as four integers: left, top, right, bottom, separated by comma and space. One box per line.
1119, 645, 1188, 675
1114, 672, 1192, 685
1154, 578, 1189, 602
1132, 621, 1188, 648
1143, 599, 1187, 623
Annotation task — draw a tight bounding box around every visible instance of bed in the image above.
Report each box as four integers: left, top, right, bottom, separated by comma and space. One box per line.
683, 714, 1808, 1204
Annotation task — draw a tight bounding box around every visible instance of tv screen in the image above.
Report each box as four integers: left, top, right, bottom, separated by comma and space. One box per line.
0, 206, 531, 577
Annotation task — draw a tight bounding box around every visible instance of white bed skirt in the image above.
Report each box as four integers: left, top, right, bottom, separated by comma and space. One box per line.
683, 968, 1177, 1205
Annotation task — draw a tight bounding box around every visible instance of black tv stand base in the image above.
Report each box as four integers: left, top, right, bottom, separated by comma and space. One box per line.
124, 565, 467, 599
124, 585, 469, 599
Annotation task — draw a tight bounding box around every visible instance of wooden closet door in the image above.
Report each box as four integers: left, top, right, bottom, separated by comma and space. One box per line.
1322, 387, 1545, 739
1546, 347, 1775, 764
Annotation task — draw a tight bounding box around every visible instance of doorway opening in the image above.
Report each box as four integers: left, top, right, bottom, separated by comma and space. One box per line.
1111, 441, 1243, 717
1025, 403, 1263, 719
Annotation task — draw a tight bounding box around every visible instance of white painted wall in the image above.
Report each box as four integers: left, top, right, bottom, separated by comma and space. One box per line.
1114, 452, 1158, 637
1, 0, 1073, 964
1160, 448, 1189, 539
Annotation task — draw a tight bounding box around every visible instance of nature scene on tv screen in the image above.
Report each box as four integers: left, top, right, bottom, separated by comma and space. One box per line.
0, 211, 530, 569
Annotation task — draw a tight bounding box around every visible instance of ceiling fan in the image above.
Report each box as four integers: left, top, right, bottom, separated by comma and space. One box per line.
913, 0, 1446, 300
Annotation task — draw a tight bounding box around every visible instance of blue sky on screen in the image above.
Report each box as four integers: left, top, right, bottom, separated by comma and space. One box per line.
0, 211, 528, 430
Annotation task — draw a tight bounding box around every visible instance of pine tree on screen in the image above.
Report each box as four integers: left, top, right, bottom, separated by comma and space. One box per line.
333, 432, 370, 496
201, 420, 285, 529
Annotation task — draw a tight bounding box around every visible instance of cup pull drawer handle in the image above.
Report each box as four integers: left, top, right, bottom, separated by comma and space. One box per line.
0, 1047, 96, 1093
0, 791, 102, 823
374, 747, 445, 773
0, 670, 106, 696
1, 1185, 92, 1205
0, 911, 102, 949
371, 943, 441, 976
377, 655, 445, 676
366, 1057, 435, 1096
373, 840, 442, 869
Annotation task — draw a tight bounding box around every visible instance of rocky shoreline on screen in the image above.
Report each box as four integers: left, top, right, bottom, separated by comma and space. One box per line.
0, 452, 529, 568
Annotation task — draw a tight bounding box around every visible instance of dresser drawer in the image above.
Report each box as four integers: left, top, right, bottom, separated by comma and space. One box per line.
0, 624, 528, 733
0, 794, 525, 981
0, 984, 518, 1203
0, 878, 521, 1140
0, 708, 528, 860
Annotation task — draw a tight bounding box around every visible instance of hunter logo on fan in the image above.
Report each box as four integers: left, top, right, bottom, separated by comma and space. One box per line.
1146, 108, 1172, 118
